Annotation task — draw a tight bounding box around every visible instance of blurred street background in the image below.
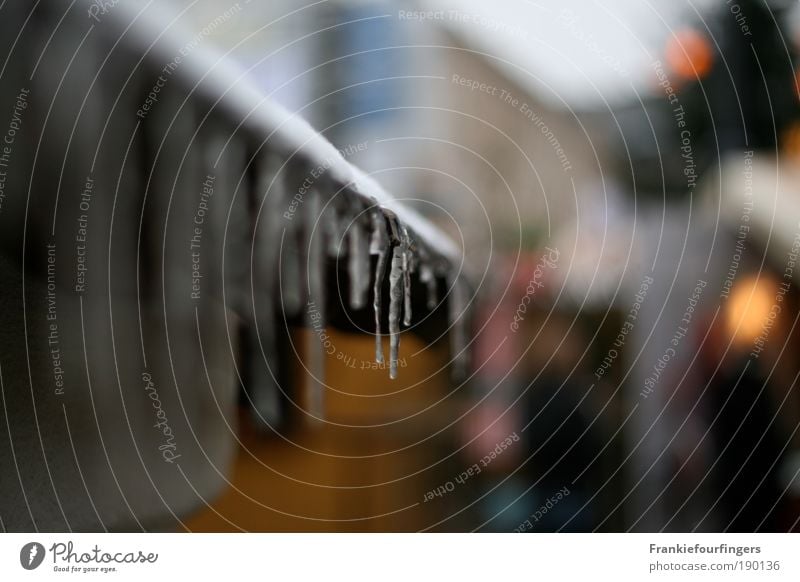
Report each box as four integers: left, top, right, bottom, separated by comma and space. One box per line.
155, 0, 800, 532
5, 0, 800, 533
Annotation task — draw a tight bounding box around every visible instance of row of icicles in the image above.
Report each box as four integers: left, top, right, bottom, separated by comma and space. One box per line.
251, 164, 468, 422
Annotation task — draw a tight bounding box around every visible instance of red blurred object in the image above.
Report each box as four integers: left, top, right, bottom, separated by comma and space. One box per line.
666, 28, 714, 81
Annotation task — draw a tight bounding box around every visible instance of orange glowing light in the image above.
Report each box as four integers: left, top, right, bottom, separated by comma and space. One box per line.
794, 68, 800, 102
665, 29, 714, 81
725, 274, 779, 345
783, 121, 800, 161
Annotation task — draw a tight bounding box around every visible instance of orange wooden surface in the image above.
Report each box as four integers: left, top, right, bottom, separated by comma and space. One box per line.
185, 329, 457, 532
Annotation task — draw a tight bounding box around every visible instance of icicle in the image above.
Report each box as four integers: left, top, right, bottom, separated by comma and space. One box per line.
388, 245, 404, 379
307, 190, 325, 311
325, 209, 338, 259
356, 219, 371, 306
326, 206, 345, 259
280, 218, 303, 316
305, 187, 326, 419
401, 226, 413, 327
449, 276, 470, 380
419, 264, 438, 310
250, 153, 283, 427
371, 208, 389, 363
347, 214, 369, 310
369, 201, 384, 255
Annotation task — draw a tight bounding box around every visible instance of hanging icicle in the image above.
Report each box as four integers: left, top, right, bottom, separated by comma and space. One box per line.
347, 211, 370, 311
305, 186, 326, 419
369, 202, 384, 256
249, 152, 284, 426
371, 206, 389, 363
419, 264, 438, 310
449, 275, 470, 381
387, 245, 404, 380
280, 212, 304, 317
401, 226, 413, 327
326, 205, 343, 259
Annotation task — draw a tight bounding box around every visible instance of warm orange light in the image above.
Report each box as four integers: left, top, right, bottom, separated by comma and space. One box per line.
725, 274, 779, 344
783, 121, 800, 161
665, 29, 714, 81
794, 68, 800, 102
